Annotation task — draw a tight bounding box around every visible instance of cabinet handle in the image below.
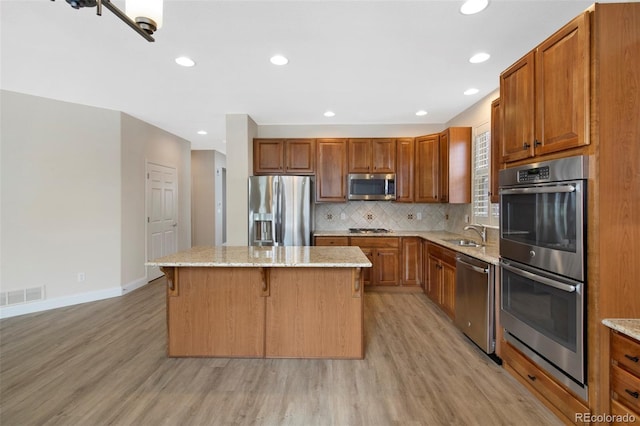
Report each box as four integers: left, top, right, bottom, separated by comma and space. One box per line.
523, 142, 531, 149
534, 139, 542, 147
625, 389, 639, 399
527, 374, 536, 381
624, 354, 640, 363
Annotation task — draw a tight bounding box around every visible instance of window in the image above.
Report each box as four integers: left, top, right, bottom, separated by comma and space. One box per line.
472, 123, 499, 227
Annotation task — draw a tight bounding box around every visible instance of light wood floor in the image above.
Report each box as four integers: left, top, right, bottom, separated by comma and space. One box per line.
0, 278, 561, 426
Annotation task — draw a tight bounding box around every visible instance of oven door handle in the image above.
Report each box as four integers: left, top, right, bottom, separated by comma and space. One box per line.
499, 185, 575, 195
501, 263, 577, 293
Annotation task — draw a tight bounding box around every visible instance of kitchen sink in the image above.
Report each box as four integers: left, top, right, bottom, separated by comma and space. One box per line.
443, 238, 482, 247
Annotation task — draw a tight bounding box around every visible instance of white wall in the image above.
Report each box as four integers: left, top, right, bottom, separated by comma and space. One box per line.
0, 91, 191, 317
1, 90, 122, 302
120, 113, 191, 289
225, 114, 256, 245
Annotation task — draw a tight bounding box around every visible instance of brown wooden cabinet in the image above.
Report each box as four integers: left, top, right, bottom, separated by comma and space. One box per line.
253, 138, 315, 175
316, 139, 348, 202
395, 138, 414, 202
414, 134, 440, 203
425, 243, 456, 319
350, 237, 400, 287
314, 236, 350, 246
348, 138, 395, 173
490, 98, 501, 204
401, 237, 422, 287
439, 127, 471, 204
610, 330, 640, 420
500, 12, 590, 164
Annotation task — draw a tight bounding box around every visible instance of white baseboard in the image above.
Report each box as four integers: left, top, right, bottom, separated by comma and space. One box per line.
122, 275, 149, 294
0, 286, 123, 319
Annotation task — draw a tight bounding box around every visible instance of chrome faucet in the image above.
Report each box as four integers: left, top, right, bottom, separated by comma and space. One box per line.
464, 225, 487, 245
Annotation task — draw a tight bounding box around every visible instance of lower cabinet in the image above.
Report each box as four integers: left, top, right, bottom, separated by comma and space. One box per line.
502, 342, 590, 425
401, 237, 422, 287
425, 242, 456, 319
350, 237, 400, 287
610, 330, 640, 423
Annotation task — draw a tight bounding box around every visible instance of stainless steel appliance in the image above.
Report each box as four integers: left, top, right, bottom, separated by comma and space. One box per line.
455, 254, 495, 354
499, 155, 589, 400
248, 176, 314, 246
348, 173, 396, 201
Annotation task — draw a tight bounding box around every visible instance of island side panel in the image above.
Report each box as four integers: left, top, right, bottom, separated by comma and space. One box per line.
265, 267, 364, 359
167, 267, 266, 357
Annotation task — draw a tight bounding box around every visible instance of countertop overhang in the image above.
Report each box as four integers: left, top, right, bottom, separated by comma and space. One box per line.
146, 245, 372, 268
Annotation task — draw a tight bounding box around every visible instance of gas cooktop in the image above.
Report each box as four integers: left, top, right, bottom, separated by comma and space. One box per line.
348, 228, 391, 234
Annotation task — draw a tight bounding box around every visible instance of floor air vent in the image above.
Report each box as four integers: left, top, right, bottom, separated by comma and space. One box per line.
0, 286, 45, 307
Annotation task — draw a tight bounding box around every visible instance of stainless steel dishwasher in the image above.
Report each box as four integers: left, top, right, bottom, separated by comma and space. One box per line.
454, 253, 495, 354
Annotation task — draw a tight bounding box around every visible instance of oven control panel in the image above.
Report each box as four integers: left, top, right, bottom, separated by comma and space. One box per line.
517, 166, 550, 182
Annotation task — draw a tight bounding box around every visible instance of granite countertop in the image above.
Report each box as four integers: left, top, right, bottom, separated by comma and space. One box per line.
313, 230, 500, 265
602, 319, 640, 341
146, 245, 372, 268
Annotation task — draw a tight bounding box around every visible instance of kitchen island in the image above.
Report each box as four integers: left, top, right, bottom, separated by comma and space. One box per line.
146, 246, 371, 359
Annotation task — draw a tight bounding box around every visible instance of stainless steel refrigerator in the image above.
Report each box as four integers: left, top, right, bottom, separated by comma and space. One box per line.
248, 176, 314, 246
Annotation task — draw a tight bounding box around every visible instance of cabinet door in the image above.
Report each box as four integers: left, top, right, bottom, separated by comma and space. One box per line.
316, 139, 348, 202
441, 260, 456, 319
426, 254, 441, 302
490, 98, 501, 204
401, 237, 422, 287
500, 51, 535, 163
415, 134, 440, 202
395, 138, 414, 202
360, 247, 374, 287
439, 131, 450, 203
535, 12, 590, 156
371, 138, 396, 173
285, 139, 315, 174
253, 139, 284, 174
376, 248, 400, 286
348, 139, 371, 173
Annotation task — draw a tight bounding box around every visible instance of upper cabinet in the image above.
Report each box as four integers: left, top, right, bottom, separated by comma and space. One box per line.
395, 138, 415, 203
414, 134, 440, 203
490, 98, 501, 204
500, 12, 590, 164
316, 138, 348, 202
253, 138, 315, 175
440, 127, 471, 204
348, 138, 395, 173
415, 128, 471, 204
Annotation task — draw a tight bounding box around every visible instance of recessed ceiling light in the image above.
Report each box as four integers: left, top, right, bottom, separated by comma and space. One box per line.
175, 56, 195, 67
469, 52, 491, 64
270, 55, 289, 66
197, 130, 207, 135
324, 111, 335, 117
464, 88, 480, 95
416, 110, 428, 116
460, 0, 489, 15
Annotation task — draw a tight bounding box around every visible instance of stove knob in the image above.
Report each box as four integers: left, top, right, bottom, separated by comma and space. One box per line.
530, 250, 536, 258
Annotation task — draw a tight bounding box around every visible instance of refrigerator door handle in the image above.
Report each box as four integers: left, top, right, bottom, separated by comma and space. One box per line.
274, 177, 282, 246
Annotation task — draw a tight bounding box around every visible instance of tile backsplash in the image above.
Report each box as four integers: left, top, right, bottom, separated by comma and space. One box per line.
315, 201, 498, 244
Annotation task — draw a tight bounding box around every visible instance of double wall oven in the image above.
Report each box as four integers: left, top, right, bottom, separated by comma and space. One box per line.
499, 155, 588, 400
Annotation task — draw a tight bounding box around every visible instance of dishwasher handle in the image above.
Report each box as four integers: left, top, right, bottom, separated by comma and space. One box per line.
457, 257, 489, 274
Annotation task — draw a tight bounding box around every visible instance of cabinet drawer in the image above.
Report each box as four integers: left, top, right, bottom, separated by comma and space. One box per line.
612, 364, 640, 414
350, 237, 400, 249
612, 331, 640, 378
502, 343, 589, 424
314, 236, 350, 246
610, 399, 639, 424
427, 243, 456, 265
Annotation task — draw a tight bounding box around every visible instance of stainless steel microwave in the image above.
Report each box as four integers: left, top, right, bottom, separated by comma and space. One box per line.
348, 173, 396, 201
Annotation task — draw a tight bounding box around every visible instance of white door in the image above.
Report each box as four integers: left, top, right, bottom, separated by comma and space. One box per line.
147, 162, 178, 281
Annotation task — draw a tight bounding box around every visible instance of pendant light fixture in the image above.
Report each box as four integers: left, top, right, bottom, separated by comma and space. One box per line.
53, 0, 163, 42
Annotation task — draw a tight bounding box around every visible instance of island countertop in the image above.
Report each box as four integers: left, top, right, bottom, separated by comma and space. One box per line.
146, 245, 372, 268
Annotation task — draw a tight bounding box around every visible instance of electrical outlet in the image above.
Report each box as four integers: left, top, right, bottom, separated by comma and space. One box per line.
340, 213, 346, 220
417, 212, 422, 220
77, 272, 85, 282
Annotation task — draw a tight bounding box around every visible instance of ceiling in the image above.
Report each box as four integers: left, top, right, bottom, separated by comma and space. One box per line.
1, 0, 601, 153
